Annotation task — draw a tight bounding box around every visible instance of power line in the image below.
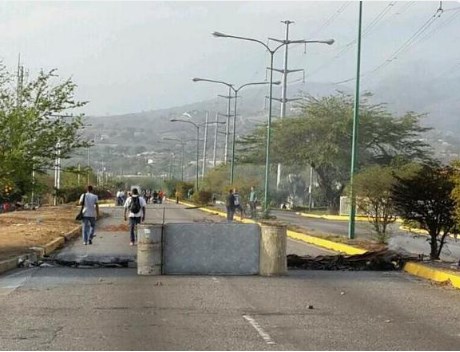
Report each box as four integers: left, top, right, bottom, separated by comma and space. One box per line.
334, 3, 445, 85
309, 2, 352, 38
412, 7, 460, 46
306, 2, 398, 79
367, 4, 443, 75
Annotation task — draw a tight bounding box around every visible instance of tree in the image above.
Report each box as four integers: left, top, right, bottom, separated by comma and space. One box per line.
239, 93, 432, 213
351, 163, 419, 243
391, 163, 456, 260
0, 66, 88, 199
451, 160, 460, 229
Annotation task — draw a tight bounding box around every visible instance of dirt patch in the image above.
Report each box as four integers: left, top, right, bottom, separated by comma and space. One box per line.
0, 205, 80, 261
99, 224, 129, 232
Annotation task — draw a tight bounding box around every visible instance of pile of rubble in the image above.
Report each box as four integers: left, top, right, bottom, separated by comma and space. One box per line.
287, 249, 421, 271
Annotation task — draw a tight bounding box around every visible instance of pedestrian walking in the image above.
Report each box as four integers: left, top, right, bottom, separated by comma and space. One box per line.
226, 188, 236, 222
116, 190, 124, 206
174, 189, 179, 204
233, 188, 244, 220
123, 188, 146, 246
78, 185, 100, 245
249, 186, 257, 218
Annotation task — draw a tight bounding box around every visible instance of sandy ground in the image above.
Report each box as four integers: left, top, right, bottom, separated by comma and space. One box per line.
0, 205, 80, 261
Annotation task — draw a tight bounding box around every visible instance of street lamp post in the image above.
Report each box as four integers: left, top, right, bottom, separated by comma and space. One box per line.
193, 77, 280, 185
202, 111, 209, 179
170, 117, 200, 192
348, 1, 363, 240
162, 137, 186, 181
212, 31, 334, 213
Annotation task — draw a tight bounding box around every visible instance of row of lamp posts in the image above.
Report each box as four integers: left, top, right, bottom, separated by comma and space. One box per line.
185, 30, 334, 213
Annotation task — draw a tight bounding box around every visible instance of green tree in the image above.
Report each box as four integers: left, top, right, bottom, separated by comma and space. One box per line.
0, 67, 88, 199
351, 163, 419, 243
391, 163, 456, 259
239, 93, 431, 213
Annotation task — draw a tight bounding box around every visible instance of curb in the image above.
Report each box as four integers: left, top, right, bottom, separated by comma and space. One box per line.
287, 230, 367, 255
182, 201, 460, 289
403, 262, 460, 289
0, 258, 20, 275
0, 222, 85, 276
296, 211, 403, 223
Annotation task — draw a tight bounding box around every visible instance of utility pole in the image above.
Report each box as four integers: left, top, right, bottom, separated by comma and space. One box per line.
348, 1, 363, 240
202, 111, 209, 178
217, 88, 234, 164
213, 112, 219, 167
268, 20, 305, 190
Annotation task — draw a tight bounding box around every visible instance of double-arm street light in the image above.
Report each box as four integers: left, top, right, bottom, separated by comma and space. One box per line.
170, 116, 200, 192
192, 77, 280, 185
212, 31, 334, 213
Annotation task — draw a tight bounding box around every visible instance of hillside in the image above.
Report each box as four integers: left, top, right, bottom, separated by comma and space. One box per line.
75, 78, 460, 180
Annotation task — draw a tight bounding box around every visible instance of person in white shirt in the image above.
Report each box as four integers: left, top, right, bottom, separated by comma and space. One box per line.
78, 185, 100, 245
123, 188, 147, 246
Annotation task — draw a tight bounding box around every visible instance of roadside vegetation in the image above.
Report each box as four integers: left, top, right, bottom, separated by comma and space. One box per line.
1, 63, 459, 261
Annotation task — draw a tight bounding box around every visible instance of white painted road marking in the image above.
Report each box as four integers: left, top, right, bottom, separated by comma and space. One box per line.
243, 314, 276, 345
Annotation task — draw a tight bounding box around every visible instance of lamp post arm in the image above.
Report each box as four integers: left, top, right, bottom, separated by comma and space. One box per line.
193, 78, 235, 91
236, 81, 270, 93
273, 42, 287, 54
213, 32, 271, 52
171, 118, 199, 130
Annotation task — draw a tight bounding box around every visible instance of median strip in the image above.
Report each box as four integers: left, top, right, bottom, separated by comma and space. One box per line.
180, 201, 460, 289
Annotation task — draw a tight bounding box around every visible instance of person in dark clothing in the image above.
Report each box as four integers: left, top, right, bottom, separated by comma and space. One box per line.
226, 189, 236, 222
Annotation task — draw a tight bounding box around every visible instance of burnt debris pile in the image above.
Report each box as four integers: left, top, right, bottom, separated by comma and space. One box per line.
287, 249, 420, 271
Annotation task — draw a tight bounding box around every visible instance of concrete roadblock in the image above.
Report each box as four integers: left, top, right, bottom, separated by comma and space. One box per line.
135, 223, 287, 276
137, 224, 162, 275
163, 223, 260, 275
259, 224, 287, 276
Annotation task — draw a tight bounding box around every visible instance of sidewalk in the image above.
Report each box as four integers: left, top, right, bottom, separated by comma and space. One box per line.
54, 208, 136, 266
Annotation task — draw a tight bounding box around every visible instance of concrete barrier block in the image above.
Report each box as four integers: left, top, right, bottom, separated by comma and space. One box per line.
259, 224, 287, 276
163, 223, 260, 275
138, 224, 162, 276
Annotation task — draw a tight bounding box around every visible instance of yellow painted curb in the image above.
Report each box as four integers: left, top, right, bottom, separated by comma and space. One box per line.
287, 230, 367, 255
99, 204, 115, 208
180, 201, 367, 255
297, 212, 403, 223
399, 225, 458, 240
404, 262, 460, 289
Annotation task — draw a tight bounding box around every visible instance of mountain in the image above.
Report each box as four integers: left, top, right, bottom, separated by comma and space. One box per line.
77, 77, 460, 177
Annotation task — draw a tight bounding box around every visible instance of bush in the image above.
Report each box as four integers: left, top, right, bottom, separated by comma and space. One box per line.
191, 190, 213, 205
58, 186, 113, 203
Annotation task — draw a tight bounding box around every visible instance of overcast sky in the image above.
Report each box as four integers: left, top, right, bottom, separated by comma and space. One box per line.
1, 1, 459, 116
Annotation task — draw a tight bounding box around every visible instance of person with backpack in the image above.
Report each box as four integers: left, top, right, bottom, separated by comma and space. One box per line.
233, 188, 244, 220
123, 188, 146, 246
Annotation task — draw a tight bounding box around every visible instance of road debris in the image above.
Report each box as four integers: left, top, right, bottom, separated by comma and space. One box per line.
287, 249, 420, 271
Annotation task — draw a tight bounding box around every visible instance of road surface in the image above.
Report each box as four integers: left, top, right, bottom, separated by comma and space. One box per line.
270, 209, 460, 262
0, 203, 459, 350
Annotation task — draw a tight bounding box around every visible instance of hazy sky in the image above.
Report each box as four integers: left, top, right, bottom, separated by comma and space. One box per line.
1, 1, 459, 116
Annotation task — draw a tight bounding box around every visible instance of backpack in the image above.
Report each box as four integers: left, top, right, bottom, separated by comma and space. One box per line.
234, 194, 240, 206
129, 196, 141, 213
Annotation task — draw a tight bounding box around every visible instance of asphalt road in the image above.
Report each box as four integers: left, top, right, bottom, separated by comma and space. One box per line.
1, 204, 459, 350
1, 266, 459, 350
270, 210, 460, 262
